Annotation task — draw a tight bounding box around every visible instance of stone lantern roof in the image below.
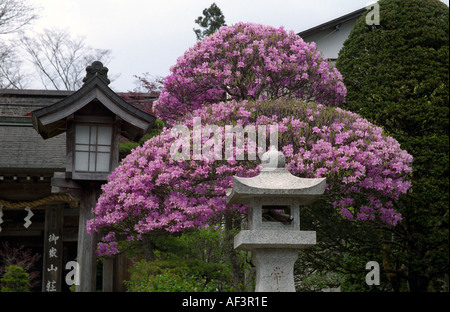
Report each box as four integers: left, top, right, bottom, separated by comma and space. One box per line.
226, 147, 326, 205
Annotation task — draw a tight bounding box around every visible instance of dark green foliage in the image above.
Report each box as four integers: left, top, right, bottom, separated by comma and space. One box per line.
193, 3, 226, 40
119, 119, 164, 160
336, 0, 449, 291
124, 227, 244, 292
296, 198, 398, 292
337, 0, 448, 138
119, 141, 139, 161
0, 265, 30, 292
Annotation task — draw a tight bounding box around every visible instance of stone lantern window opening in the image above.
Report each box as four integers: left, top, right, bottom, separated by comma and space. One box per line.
247, 198, 300, 231
262, 205, 293, 224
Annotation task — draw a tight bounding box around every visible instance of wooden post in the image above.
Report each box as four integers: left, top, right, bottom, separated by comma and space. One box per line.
102, 255, 131, 292
76, 185, 98, 292
114, 254, 131, 292
102, 258, 114, 292
42, 205, 64, 292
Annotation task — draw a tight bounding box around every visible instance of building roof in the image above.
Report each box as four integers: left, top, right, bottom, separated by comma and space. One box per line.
1, 62, 158, 172
0, 88, 158, 171
32, 69, 156, 141
0, 116, 66, 172
0, 90, 70, 172
1, 91, 157, 173
0, 89, 73, 117
297, 7, 366, 38
0, 89, 74, 97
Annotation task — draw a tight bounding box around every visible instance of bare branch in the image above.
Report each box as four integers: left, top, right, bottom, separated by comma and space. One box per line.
20, 28, 113, 90
0, 0, 39, 35
0, 41, 29, 88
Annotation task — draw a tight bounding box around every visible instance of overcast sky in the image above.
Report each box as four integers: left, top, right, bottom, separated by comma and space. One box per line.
29, 0, 449, 92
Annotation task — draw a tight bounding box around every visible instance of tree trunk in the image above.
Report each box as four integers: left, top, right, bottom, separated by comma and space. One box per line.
142, 235, 155, 261
224, 211, 245, 290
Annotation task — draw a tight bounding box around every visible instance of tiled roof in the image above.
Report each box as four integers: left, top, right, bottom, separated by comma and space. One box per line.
0, 117, 66, 171
0, 89, 73, 117
0, 88, 158, 171
0, 89, 69, 171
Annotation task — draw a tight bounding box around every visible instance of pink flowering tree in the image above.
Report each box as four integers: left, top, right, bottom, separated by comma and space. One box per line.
88, 99, 413, 256
153, 22, 346, 125
87, 23, 412, 260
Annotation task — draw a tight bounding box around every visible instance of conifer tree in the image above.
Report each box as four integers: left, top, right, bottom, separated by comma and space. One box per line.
336, 0, 449, 291
193, 3, 226, 40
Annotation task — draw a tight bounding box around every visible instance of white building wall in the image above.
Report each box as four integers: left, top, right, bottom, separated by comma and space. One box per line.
300, 16, 361, 63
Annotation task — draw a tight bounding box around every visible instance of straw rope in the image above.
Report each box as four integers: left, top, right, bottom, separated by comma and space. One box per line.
0, 194, 79, 209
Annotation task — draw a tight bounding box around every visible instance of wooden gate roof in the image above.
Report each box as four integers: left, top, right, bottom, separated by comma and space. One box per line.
32, 63, 156, 141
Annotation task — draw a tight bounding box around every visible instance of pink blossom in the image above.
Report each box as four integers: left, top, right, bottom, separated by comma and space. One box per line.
88, 99, 413, 256
152, 22, 346, 125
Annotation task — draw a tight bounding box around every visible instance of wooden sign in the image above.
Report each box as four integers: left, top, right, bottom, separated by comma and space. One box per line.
42, 206, 63, 292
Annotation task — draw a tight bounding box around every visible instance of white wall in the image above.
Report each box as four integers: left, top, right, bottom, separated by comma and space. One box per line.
300, 16, 360, 61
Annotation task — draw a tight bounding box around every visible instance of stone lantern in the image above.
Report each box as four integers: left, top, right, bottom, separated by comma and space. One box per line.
226, 147, 326, 292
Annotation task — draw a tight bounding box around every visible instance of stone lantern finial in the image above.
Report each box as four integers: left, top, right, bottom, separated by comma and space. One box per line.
261, 145, 285, 171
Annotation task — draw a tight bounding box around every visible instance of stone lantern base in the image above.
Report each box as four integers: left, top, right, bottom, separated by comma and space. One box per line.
235, 230, 316, 292
252, 249, 300, 292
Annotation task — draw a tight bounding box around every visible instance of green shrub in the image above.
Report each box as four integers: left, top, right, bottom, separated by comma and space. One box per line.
126, 269, 215, 292
0, 265, 30, 292
124, 227, 240, 292
336, 0, 449, 291
125, 259, 234, 292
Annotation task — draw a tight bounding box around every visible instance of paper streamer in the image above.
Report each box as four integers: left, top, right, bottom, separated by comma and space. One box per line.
24, 207, 33, 228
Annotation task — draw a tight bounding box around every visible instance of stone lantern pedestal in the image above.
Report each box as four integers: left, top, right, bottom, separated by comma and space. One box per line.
227, 147, 326, 292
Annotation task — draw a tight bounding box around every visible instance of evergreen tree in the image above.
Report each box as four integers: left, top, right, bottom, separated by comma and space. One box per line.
0, 265, 30, 292
193, 3, 226, 40
336, 0, 449, 291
